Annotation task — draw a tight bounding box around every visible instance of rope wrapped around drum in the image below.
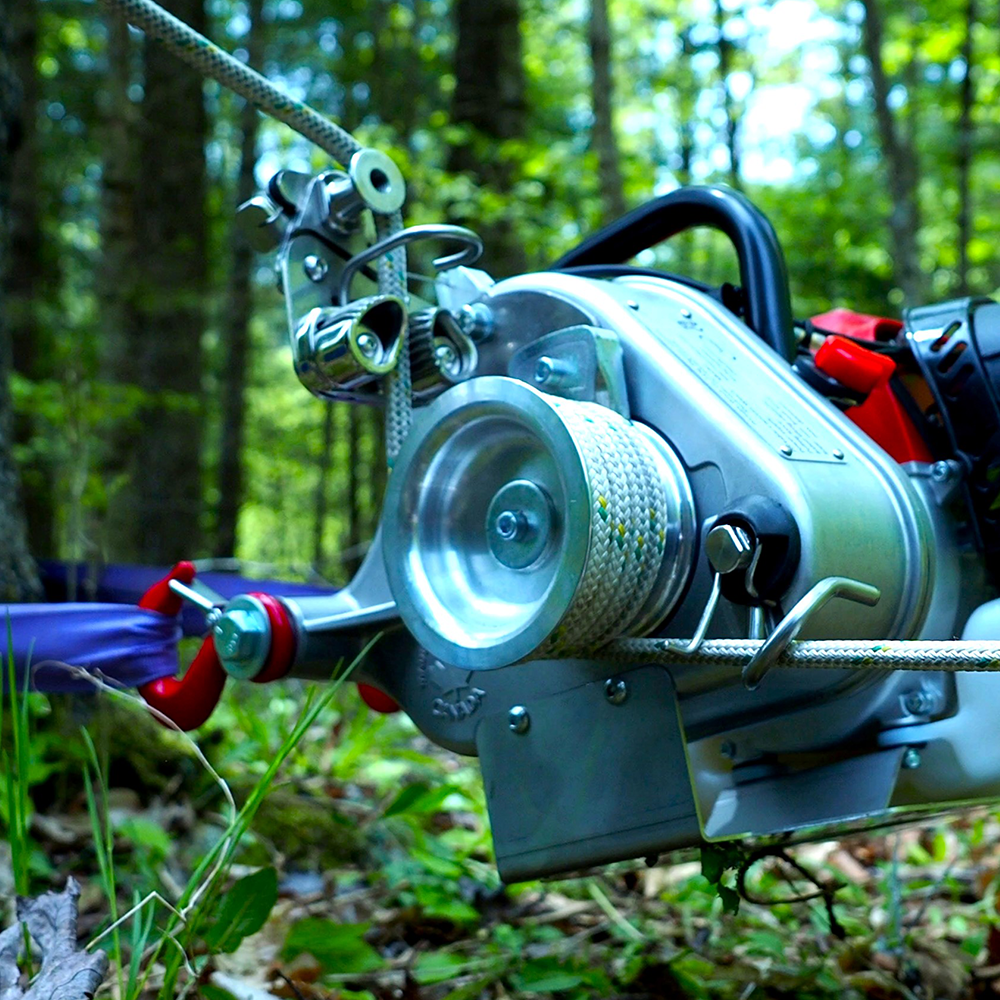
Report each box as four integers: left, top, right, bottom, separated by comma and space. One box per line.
383, 376, 696, 669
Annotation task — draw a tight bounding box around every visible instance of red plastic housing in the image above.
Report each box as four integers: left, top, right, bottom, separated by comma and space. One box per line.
810, 307, 903, 343
814, 335, 933, 465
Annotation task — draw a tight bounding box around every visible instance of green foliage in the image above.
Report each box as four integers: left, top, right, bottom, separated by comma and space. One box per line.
282, 918, 385, 974
202, 866, 279, 954
700, 843, 745, 914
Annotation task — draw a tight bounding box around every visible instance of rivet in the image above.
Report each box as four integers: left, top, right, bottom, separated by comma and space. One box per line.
508, 705, 530, 734
604, 677, 628, 705
680, 308, 693, 318
356, 332, 380, 359
902, 747, 921, 769
302, 253, 328, 283
627, 300, 640, 311
833, 449, 845, 460
780, 445, 793, 457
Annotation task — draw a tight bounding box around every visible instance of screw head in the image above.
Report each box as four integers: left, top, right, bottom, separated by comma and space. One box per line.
719, 739, 737, 759
903, 690, 934, 716
434, 341, 459, 374
833, 449, 845, 460
627, 300, 640, 311
605, 677, 628, 705
706, 523, 754, 575
457, 302, 494, 342
508, 705, 530, 734
495, 509, 526, 541
931, 460, 952, 483
356, 331, 380, 359
680, 308, 693, 318
902, 747, 922, 769
780, 445, 794, 457
302, 253, 329, 283
534, 357, 555, 384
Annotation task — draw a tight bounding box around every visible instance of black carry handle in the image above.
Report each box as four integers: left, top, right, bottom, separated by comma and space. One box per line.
553, 185, 796, 362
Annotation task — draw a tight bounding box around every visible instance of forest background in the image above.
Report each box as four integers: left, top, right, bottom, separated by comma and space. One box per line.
0, 0, 999, 998
1, 0, 997, 587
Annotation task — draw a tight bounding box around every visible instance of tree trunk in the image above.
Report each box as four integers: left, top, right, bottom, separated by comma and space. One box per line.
714, 0, 741, 190
215, 0, 263, 558
449, 0, 527, 277
124, 0, 209, 563
956, 0, 976, 295
99, 9, 140, 559
0, 0, 41, 601
590, 0, 626, 224
859, 0, 925, 305
6, 0, 55, 559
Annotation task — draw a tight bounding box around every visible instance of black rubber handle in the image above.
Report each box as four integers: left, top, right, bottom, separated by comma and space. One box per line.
552, 185, 796, 362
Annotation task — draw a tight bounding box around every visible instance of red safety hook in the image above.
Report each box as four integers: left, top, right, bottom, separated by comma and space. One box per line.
137, 561, 396, 727
138, 562, 228, 731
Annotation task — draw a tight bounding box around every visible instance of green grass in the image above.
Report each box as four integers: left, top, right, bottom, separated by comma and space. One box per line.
76, 639, 373, 999
3, 616, 34, 899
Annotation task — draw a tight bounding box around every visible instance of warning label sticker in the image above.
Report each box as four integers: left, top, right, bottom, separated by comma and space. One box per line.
656, 311, 841, 463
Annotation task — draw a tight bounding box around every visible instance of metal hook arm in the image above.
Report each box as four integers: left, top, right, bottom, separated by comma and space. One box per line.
742, 576, 881, 689
339, 224, 484, 304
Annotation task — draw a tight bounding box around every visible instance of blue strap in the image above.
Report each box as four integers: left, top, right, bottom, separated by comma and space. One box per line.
2, 603, 181, 694
39, 561, 335, 637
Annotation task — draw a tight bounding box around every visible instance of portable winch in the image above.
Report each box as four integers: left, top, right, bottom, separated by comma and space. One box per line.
86, 0, 1000, 884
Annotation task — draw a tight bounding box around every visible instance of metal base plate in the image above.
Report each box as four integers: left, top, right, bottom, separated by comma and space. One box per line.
475, 665, 699, 883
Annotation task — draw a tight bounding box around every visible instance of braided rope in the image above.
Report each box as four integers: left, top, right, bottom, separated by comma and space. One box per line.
376, 212, 411, 460
537, 399, 667, 656
602, 637, 1000, 672
99, 0, 414, 457
98, 0, 361, 168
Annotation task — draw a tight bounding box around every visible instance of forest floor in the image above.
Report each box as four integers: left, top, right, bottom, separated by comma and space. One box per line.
7, 676, 1000, 1000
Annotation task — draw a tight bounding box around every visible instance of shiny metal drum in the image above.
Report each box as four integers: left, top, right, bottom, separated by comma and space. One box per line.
383, 375, 695, 668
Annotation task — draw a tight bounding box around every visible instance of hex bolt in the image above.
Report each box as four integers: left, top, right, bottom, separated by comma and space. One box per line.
356, 332, 380, 359
705, 523, 754, 575
302, 253, 329, 283
902, 748, 922, 769
604, 677, 628, 705
213, 608, 266, 663
508, 705, 530, 734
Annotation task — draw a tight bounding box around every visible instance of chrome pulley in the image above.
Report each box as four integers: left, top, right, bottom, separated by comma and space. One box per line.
383, 376, 696, 668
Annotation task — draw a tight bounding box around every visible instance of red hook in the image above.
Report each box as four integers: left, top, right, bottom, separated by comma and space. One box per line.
138, 562, 228, 731
358, 683, 400, 714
